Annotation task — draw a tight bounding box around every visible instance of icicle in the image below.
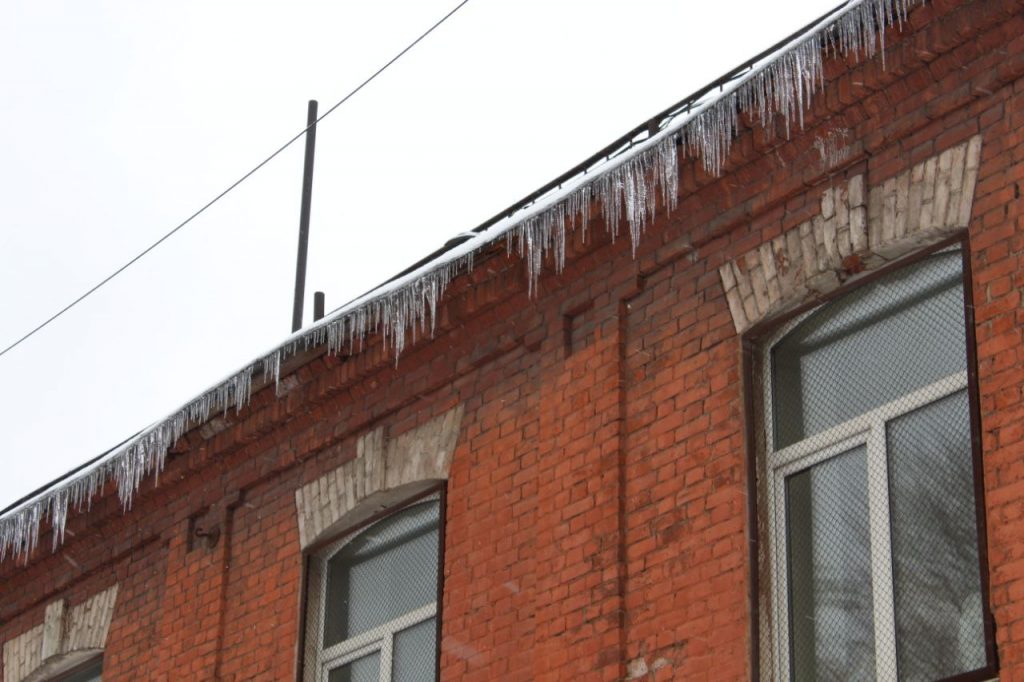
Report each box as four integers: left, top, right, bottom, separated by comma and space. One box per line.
0, 0, 924, 565
264, 350, 282, 393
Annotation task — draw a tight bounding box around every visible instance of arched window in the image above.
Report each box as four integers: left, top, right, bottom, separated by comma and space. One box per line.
47, 655, 102, 682
303, 497, 441, 682
759, 246, 996, 681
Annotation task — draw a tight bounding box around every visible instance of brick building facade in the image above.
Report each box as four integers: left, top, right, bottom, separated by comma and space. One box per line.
3, 0, 1024, 679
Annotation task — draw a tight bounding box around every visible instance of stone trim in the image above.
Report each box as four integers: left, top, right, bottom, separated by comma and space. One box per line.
294, 405, 464, 550
3, 585, 118, 682
720, 135, 982, 333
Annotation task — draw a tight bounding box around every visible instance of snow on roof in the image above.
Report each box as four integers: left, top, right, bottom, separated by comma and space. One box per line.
0, 0, 920, 563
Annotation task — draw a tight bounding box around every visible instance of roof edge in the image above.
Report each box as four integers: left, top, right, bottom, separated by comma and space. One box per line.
0, 0, 922, 564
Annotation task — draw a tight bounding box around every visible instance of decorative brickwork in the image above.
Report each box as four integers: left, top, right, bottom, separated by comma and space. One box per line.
720, 135, 983, 333
294, 405, 464, 549
2, 627, 42, 682
2, 585, 117, 682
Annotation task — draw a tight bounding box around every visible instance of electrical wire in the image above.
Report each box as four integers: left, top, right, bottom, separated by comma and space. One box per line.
0, 0, 471, 361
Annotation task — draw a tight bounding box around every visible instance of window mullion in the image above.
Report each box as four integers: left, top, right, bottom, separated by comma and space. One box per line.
768, 468, 790, 682
866, 421, 898, 682
379, 630, 394, 682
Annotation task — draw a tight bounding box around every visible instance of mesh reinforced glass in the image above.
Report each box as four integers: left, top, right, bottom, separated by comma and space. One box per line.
324, 501, 439, 644
769, 248, 988, 681
888, 391, 985, 680
328, 653, 380, 682
308, 498, 440, 682
786, 446, 875, 681
772, 251, 966, 449
393, 617, 438, 682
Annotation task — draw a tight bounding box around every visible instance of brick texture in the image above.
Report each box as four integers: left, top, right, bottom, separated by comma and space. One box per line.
720, 135, 982, 333
3, 2, 1024, 681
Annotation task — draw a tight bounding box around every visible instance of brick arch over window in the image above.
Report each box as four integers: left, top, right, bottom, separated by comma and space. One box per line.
293, 405, 464, 551
2, 585, 118, 682
719, 135, 982, 333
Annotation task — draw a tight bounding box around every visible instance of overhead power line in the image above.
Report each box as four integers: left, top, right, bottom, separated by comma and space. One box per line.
0, 0, 471, 362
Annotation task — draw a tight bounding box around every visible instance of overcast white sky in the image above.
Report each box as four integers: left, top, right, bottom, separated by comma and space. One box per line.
0, 0, 841, 510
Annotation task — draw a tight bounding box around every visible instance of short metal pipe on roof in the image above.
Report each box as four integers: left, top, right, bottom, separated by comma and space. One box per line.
313, 291, 325, 322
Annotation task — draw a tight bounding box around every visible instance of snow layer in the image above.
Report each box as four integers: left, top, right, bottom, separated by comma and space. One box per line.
0, 0, 920, 563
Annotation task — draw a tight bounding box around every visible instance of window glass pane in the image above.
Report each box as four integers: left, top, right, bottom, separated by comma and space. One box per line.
393, 617, 437, 682
58, 658, 103, 682
327, 652, 380, 682
786, 446, 875, 681
888, 390, 986, 680
324, 500, 439, 645
773, 251, 966, 448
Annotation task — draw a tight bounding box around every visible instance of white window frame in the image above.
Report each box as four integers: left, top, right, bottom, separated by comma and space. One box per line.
303, 495, 440, 682
759, 250, 990, 681
764, 361, 968, 681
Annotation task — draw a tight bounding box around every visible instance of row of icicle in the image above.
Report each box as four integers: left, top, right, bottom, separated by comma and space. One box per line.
0, 0, 920, 562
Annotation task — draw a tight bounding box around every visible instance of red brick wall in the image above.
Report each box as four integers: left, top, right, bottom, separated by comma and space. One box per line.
3, 1, 1024, 679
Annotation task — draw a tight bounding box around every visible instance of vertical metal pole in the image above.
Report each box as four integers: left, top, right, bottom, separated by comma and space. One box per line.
292, 99, 319, 333
313, 291, 325, 322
